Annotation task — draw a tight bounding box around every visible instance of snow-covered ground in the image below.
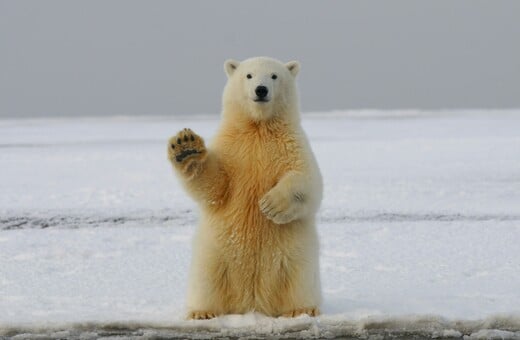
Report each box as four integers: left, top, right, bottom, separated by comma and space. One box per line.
1, 110, 520, 339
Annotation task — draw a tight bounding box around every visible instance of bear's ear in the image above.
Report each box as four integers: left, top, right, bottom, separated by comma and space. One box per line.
224, 59, 240, 77
285, 61, 300, 77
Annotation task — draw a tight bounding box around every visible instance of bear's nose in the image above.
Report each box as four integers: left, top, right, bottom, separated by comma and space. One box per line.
255, 86, 268, 99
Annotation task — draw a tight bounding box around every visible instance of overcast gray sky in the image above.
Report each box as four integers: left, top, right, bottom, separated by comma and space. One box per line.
1, 0, 519, 117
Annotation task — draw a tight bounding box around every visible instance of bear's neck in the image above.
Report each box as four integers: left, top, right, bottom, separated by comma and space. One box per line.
218, 116, 298, 147
224, 111, 299, 134
222, 103, 300, 130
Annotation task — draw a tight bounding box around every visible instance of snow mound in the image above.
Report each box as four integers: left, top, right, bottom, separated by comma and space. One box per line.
2, 314, 520, 339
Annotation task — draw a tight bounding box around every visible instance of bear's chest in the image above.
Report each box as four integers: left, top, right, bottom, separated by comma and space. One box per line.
212, 126, 302, 254
222, 133, 297, 192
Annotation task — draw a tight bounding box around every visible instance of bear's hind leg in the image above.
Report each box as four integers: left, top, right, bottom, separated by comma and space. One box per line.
185, 240, 254, 319
187, 311, 217, 320
264, 230, 321, 318
282, 307, 320, 318
186, 241, 229, 319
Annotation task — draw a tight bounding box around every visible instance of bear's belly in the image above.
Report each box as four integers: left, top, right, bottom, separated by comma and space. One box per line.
214, 214, 304, 314
218, 169, 282, 244
211, 213, 309, 315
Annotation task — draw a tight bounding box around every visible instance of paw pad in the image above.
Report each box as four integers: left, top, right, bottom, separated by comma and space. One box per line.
175, 149, 201, 162
168, 128, 206, 164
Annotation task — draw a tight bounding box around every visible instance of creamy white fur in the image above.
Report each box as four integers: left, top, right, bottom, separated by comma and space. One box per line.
170, 57, 323, 318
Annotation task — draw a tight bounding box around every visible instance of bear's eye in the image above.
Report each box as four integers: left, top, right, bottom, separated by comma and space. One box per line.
271, 74, 278, 80
246, 74, 252, 79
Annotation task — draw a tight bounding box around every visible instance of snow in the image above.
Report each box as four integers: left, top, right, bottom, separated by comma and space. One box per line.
1, 110, 520, 338
465, 329, 520, 340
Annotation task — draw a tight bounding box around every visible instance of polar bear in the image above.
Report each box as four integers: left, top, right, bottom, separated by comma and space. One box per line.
167, 57, 323, 319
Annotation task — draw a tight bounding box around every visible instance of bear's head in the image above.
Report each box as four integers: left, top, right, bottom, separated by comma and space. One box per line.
222, 57, 300, 122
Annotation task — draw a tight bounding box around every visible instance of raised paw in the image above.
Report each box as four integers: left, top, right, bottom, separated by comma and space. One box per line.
168, 128, 207, 174
259, 189, 304, 224
187, 310, 217, 320
281, 307, 320, 318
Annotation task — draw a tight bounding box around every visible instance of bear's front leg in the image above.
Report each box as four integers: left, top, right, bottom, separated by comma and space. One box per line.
168, 129, 229, 208
259, 171, 310, 224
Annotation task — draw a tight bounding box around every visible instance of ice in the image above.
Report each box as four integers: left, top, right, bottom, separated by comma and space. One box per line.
1, 110, 520, 338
